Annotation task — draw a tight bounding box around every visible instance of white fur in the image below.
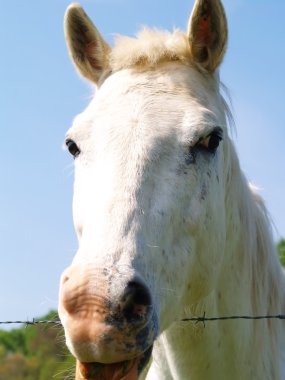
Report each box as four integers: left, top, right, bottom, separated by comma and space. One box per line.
62, 2, 285, 378
65, 62, 285, 379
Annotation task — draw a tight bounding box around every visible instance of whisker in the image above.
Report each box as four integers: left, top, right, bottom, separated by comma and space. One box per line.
146, 244, 160, 249
62, 162, 74, 178
159, 287, 179, 294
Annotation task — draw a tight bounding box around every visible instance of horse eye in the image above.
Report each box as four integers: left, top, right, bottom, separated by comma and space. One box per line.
66, 139, 80, 158
198, 131, 223, 153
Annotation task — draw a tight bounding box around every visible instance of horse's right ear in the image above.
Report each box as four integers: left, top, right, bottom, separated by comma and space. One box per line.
187, 0, 228, 73
64, 4, 111, 84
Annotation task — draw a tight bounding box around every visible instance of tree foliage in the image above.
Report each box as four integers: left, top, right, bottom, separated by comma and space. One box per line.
277, 239, 285, 266
0, 311, 75, 380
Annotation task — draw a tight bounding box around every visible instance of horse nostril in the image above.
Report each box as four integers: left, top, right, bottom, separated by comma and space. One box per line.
127, 281, 152, 306
121, 280, 152, 323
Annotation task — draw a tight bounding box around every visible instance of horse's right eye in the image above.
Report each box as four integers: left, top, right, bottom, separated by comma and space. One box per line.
66, 139, 80, 158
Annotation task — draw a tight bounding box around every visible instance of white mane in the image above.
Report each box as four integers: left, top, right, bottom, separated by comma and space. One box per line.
225, 141, 284, 316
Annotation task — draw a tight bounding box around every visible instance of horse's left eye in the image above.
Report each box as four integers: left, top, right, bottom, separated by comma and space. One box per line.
66, 139, 80, 158
198, 131, 223, 153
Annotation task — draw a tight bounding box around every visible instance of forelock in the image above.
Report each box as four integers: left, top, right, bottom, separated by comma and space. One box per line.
110, 28, 192, 71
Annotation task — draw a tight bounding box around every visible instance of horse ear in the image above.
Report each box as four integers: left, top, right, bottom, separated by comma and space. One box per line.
187, 0, 228, 73
64, 4, 111, 84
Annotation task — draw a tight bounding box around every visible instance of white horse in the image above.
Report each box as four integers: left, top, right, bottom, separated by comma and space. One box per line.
58, 1, 285, 379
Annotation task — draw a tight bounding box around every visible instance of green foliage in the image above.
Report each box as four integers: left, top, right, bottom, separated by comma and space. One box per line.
0, 311, 75, 380
277, 239, 285, 266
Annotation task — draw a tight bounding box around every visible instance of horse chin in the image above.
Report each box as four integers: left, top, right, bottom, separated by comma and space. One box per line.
76, 346, 153, 380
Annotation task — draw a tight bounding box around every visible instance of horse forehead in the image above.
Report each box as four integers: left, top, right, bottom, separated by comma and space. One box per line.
71, 64, 221, 152
96, 65, 214, 107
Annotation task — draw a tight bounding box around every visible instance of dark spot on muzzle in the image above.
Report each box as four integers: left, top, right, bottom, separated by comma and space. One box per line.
135, 324, 151, 351
104, 279, 152, 334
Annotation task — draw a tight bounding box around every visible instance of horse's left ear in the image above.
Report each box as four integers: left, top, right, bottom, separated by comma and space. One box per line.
64, 4, 111, 84
188, 0, 228, 73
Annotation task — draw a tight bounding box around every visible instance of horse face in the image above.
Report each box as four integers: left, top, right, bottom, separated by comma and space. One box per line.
59, 64, 227, 371
59, 1, 228, 378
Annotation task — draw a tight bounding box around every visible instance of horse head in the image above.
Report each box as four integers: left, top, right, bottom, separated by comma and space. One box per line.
58, 2, 284, 379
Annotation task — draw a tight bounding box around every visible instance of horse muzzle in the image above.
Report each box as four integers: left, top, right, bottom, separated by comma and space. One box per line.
58, 264, 158, 379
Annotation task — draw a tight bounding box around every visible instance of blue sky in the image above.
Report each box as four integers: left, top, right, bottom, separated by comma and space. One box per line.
1, 1, 284, 326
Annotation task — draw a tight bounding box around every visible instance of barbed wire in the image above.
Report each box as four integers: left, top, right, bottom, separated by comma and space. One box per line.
0, 319, 62, 327
181, 313, 285, 327
1, 314, 285, 328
